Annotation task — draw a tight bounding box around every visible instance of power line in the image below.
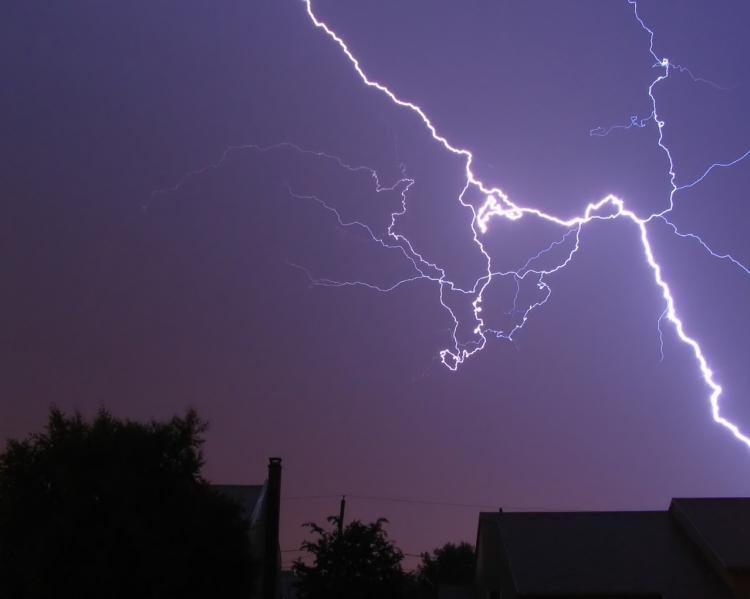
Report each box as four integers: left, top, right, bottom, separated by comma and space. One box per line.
347, 494, 499, 509
282, 493, 496, 508
283, 495, 340, 500
282, 493, 556, 511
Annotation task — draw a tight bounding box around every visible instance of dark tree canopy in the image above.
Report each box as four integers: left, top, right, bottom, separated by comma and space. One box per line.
0, 406, 255, 599
293, 515, 409, 599
415, 541, 475, 597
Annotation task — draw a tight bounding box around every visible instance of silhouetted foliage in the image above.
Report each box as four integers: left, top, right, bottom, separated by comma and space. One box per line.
293, 515, 409, 599
0, 406, 255, 599
415, 542, 475, 598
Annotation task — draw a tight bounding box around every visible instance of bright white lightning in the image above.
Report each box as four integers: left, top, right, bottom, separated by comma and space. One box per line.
293, 0, 750, 450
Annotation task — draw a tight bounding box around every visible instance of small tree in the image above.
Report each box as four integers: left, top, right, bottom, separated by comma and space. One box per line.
0, 406, 255, 599
293, 515, 409, 599
416, 542, 475, 597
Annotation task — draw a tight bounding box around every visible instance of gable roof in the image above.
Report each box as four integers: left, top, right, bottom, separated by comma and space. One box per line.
671, 498, 750, 572
212, 484, 266, 525
478, 509, 733, 597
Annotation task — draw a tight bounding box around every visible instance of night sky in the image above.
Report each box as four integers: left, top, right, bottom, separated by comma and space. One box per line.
2, 0, 750, 569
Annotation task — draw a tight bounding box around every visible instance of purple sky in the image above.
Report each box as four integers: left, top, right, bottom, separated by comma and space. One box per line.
2, 0, 750, 569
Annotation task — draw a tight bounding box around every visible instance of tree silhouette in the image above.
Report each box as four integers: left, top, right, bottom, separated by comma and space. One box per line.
0, 406, 255, 599
293, 515, 409, 599
416, 542, 475, 597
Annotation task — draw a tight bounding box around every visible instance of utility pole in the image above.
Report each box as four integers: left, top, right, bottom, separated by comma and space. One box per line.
338, 495, 346, 535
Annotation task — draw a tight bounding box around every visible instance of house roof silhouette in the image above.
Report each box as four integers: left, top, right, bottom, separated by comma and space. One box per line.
475, 498, 750, 598
211, 458, 283, 599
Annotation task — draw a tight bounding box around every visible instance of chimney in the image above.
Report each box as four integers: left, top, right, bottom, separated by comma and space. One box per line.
263, 458, 282, 599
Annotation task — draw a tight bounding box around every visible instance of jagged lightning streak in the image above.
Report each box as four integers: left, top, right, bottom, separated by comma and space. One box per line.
293, 0, 750, 450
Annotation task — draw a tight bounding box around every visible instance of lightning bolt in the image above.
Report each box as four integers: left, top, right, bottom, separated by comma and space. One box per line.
289, 0, 750, 450
152, 1, 750, 450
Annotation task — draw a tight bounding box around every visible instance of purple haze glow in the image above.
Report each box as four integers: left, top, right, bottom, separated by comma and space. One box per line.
1, 0, 750, 568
